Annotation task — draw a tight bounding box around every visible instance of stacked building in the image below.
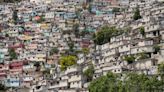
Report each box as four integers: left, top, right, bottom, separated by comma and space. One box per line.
0, 0, 163, 92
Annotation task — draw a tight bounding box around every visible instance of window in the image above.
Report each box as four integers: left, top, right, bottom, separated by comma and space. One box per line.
153, 31, 157, 36
152, 61, 157, 66
137, 49, 139, 51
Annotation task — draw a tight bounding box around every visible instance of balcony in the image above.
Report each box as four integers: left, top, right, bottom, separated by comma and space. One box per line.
118, 46, 130, 53
95, 69, 102, 74
145, 25, 160, 32
23, 76, 33, 82
23, 65, 35, 70
65, 66, 79, 74
131, 46, 153, 54
0, 72, 6, 76
49, 84, 59, 89
133, 59, 155, 70
68, 75, 82, 82
70, 81, 82, 88
138, 40, 154, 47
58, 80, 68, 87
103, 66, 122, 71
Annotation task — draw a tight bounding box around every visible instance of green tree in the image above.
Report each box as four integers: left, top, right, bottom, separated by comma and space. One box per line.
133, 6, 142, 20
34, 62, 41, 71
0, 83, 5, 91
5, 34, 9, 37
124, 73, 149, 92
82, 48, 90, 55
139, 26, 145, 36
88, 72, 117, 92
43, 68, 50, 74
68, 41, 74, 53
124, 55, 135, 64
50, 47, 59, 55
138, 52, 149, 60
83, 65, 94, 82
12, 10, 18, 24
153, 45, 160, 54
73, 24, 80, 38
89, 72, 163, 92
88, 4, 92, 13
43, 68, 51, 79
9, 48, 17, 60
125, 73, 163, 92
80, 29, 90, 37
59, 55, 77, 71
89, 75, 106, 92
158, 62, 164, 85
112, 8, 120, 13
93, 26, 120, 45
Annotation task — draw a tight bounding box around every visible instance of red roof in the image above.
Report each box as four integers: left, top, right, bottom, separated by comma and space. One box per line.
10, 62, 23, 67
34, 16, 41, 20
8, 44, 24, 49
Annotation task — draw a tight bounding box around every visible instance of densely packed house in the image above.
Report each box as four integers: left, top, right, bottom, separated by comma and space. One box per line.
0, 0, 164, 92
